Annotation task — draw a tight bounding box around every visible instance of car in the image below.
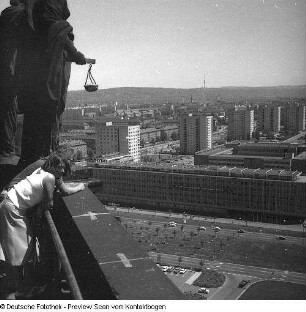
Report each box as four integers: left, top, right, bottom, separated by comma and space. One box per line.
168, 222, 177, 227
179, 268, 187, 274
173, 267, 181, 274
238, 280, 250, 288
277, 236, 286, 240
166, 266, 174, 272
199, 226, 206, 231
212, 226, 221, 232
238, 229, 245, 234
161, 266, 168, 272
198, 287, 209, 294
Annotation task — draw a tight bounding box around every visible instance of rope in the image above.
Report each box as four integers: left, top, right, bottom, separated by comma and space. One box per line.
85, 64, 97, 86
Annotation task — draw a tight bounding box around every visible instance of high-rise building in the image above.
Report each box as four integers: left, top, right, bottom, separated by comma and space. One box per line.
118, 125, 140, 162
227, 106, 254, 141
257, 105, 281, 133
283, 104, 305, 132
179, 113, 212, 154
95, 121, 140, 161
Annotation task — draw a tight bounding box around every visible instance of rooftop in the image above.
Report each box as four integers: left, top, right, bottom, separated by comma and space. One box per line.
94, 163, 302, 182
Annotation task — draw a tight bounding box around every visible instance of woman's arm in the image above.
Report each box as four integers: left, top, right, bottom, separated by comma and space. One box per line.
42, 174, 56, 210
56, 178, 86, 196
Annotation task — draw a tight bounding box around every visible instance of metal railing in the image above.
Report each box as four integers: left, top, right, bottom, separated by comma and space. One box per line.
44, 210, 83, 300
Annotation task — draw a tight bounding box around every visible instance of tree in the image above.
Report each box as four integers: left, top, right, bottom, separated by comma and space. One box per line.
160, 131, 168, 142
157, 254, 162, 264
170, 132, 178, 141
155, 227, 160, 236
199, 258, 205, 271
87, 147, 94, 160
190, 231, 195, 240
178, 255, 183, 266
140, 139, 145, 147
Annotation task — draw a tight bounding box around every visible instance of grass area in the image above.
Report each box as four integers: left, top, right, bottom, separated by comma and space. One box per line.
239, 281, 306, 300
183, 292, 206, 300
193, 269, 226, 288
117, 212, 306, 273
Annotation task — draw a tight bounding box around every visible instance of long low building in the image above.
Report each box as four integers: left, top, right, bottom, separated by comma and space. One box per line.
91, 164, 306, 223
194, 142, 306, 173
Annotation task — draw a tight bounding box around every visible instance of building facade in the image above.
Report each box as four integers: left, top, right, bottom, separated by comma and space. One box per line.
179, 113, 212, 155
227, 106, 254, 141
92, 164, 306, 223
257, 105, 281, 133
95, 121, 140, 161
283, 104, 305, 132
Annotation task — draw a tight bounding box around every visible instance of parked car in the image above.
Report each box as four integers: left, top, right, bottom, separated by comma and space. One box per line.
168, 222, 177, 227
166, 266, 174, 272
173, 267, 181, 274
277, 236, 286, 240
212, 226, 221, 232
179, 268, 187, 274
161, 266, 168, 272
198, 287, 209, 294
238, 280, 250, 288
238, 229, 245, 234
199, 226, 206, 231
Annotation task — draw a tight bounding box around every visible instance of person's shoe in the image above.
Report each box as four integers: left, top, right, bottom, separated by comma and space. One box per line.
4, 292, 16, 300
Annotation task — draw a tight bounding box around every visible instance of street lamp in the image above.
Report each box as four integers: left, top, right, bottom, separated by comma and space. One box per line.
284, 248, 288, 271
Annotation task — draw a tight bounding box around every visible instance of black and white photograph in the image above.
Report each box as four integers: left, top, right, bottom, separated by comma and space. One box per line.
0, 0, 305, 309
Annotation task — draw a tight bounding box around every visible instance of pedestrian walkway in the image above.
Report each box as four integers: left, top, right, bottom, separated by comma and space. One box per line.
185, 272, 202, 285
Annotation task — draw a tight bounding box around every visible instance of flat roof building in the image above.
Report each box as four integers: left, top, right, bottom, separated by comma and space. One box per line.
92, 163, 306, 224
95, 121, 140, 162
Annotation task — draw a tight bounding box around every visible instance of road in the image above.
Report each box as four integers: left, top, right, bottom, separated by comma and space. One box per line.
117, 214, 305, 246
107, 205, 304, 233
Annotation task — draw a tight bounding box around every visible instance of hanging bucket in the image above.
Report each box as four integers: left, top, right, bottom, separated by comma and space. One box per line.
84, 64, 98, 92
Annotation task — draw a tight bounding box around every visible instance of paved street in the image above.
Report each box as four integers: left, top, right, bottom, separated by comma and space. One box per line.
106, 205, 305, 234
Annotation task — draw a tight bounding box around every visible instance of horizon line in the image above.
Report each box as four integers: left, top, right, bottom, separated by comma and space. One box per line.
68, 84, 306, 92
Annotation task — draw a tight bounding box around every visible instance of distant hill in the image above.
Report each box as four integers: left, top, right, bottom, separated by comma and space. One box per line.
66, 85, 306, 107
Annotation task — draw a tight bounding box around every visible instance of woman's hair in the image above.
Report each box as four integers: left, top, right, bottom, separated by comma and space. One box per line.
41, 153, 71, 176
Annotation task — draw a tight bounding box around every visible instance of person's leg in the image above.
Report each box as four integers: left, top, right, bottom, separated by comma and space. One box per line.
0, 198, 29, 299
0, 94, 18, 165
2, 265, 22, 299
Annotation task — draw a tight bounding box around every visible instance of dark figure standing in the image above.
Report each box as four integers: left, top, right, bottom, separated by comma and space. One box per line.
0, 1, 26, 186
18, 0, 87, 168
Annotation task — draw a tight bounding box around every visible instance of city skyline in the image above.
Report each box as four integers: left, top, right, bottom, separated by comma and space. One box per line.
1, 0, 306, 90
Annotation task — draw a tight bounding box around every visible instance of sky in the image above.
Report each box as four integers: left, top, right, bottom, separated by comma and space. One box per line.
1, 0, 306, 90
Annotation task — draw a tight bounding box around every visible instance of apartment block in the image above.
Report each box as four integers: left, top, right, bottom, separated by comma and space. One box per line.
257, 105, 281, 132
179, 113, 212, 154
283, 104, 305, 132
95, 121, 140, 161
227, 106, 254, 141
